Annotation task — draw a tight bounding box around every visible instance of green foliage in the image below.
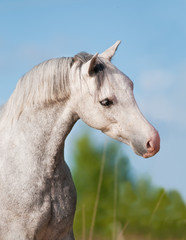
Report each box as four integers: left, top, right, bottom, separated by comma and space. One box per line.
73, 133, 133, 238
72, 134, 186, 239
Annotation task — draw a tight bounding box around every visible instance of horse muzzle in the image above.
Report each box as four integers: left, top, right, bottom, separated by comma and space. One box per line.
142, 130, 160, 158
131, 129, 160, 158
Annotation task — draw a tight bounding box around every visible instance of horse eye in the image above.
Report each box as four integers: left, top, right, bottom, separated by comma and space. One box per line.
100, 98, 113, 107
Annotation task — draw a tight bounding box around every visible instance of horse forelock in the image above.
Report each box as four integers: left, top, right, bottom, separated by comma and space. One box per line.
74, 52, 93, 63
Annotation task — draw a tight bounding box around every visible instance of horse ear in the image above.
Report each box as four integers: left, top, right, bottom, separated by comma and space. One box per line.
99, 40, 121, 61
83, 53, 99, 76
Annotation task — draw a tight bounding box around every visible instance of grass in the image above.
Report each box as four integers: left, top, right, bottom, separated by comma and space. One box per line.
88, 142, 107, 240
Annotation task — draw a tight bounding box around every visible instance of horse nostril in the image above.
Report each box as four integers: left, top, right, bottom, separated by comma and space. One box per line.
146, 140, 152, 149
143, 132, 160, 158
146, 139, 155, 153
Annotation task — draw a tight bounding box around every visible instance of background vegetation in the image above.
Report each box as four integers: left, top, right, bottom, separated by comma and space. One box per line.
72, 134, 186, 240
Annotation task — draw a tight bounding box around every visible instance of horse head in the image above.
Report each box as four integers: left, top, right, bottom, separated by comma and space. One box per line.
71, 41, 160, 158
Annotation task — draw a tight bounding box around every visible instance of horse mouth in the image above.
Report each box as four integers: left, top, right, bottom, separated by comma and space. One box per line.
143, 151, 156, 158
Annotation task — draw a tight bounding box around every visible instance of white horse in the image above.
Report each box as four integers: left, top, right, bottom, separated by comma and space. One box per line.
0, 41, 160, 240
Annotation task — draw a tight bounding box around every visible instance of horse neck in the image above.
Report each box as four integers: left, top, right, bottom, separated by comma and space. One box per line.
15, 102, 78, 162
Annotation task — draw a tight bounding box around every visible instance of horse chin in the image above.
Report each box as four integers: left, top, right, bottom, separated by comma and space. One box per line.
117, 135, 147, 158
130, 141, 147, 158
131, 147, 144, 157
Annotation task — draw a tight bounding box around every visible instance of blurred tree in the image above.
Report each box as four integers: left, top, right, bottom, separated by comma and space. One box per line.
72, 133, 186, 239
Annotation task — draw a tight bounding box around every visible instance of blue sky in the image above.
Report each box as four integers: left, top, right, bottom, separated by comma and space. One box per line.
0, 0, 186, 199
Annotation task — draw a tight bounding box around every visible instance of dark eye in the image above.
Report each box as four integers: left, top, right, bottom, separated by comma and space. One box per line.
99, 98, 113, 107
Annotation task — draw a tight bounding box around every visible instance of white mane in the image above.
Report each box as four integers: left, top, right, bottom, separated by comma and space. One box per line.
0, 57, 74, 129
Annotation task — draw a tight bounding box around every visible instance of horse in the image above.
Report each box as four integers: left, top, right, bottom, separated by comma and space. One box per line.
0, 41, 160, 240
